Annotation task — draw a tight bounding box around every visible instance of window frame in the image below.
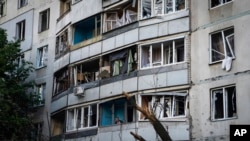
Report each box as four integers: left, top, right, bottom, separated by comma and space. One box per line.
104, 2, 138, 32
16, 20, 26, 41
53, 67, 70, 96
210, 0, 232, 9
36, 83, 46, 106
66, 104, 98, 131
100, 98, 135, 126
209, 27, 235, 63
55, 29, 69, 58
36, 45, 48, 68
210, 85, 237, 121
18, 0, 28, 8
140, 37, 185, 69
139, 91, 188, 121
0, 0, 6, 17
141, 0, 186, 19
38, 8, 50, 32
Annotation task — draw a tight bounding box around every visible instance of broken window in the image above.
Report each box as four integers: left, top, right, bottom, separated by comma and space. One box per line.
141, 0, 186, 19
210, 0, 232, 8
0, 0, 6, 17
36, 45, 48, 68
210, 28, 234, 63
51, 111, 65, 137
109, 47, 136, 76
140, 92, 187, 120
39, 8, 50, 32
104, 1, 138, 32
18, 0, 28, 8
211, 85, 237, 120
73, 15, 101, 45
53, 67, 69, 96
35, 83, 46, 106
100, 98, 135, 126
67, 104, 97, 131
73, 59, 99, 86
16, 20, 26, 41
140, 38, 185, 69
55, 29, 69, 59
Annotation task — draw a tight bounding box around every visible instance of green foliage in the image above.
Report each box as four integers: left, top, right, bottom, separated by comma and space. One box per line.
0, 28, 39, 140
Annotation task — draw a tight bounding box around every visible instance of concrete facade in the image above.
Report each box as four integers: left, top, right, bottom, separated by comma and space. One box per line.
190, 0, 250, 140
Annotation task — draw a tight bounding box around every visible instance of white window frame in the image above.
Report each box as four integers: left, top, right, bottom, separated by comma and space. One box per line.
16, 20, 25, 41
18, 0, 28, 8
66, 104, 98, 131
140, 37, 185, 69
38, 8, 50, 32
36, 45, 48, 68
36, 83, 46, 106
139, 91, 188, 121
209, 27, 235, 63
210, 0, 232, 9
211, 85, 237, 121
141, 0, 186, 19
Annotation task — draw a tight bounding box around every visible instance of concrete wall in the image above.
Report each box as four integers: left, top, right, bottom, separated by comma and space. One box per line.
190, 0, 250, 140
0, 10, 34, 51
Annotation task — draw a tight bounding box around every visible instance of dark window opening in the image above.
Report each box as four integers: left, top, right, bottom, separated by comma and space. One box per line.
39, 9, 50, 32
211, 85, 237, 120
16, 20, 26, 41
211, 28, 234, 63
73, 59, 99, 86
51, 111, 66, 137
55, 29, 69, 59
211, 0, 232, 8
53, 67, 70, 96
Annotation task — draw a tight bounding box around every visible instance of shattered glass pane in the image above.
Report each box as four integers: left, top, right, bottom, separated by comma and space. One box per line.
213, 90, 224, 119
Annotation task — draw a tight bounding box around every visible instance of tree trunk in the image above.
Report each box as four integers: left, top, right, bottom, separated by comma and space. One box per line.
123, 91, 172, 141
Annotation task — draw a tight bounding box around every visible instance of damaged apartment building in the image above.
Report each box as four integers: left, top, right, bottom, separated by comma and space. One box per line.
1, 0, 249, 141
51, 0, 190, 140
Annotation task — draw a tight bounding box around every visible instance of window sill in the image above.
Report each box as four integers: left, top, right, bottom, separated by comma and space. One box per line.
36, 65, 47, 70
209, 57, 235, 65
139, 117, 187, 122
140, 61, 187, 70
211, 116, 237, 122
66, 126, 98, 133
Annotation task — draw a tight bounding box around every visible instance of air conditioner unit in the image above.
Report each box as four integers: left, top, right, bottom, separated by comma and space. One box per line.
73, 86, 85, 97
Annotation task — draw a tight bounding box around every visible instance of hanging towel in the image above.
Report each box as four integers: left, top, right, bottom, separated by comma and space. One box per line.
222, 57, 233, 71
